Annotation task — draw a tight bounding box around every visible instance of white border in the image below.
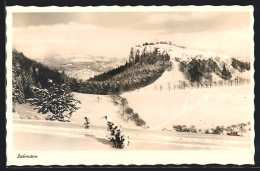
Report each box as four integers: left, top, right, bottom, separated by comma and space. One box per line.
6, 6, 255, 166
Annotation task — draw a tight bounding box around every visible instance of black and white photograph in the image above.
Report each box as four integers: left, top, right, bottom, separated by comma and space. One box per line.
6, 6, 254, 165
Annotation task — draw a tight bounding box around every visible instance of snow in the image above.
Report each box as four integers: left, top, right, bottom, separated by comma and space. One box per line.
122, 85, 251, 130
132, 44, 250, 92
11, 43, 253, 152
13, 118, 250, 151
135, 44, 232, 62
135, 43, 244, 74
13, 85, 252, 152
69, 93, 140, 129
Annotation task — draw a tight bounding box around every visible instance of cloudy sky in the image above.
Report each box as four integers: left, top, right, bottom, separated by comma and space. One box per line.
13, 12, 251, 59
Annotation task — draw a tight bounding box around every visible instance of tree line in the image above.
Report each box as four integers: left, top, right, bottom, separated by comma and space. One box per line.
172, 122, 250, 136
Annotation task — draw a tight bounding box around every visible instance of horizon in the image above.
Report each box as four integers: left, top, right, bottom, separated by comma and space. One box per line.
13, 12, 251, 60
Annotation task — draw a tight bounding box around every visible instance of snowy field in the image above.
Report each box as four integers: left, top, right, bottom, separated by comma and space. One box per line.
12, 85, 253, 151
13, 119, 250, 151
122, 85, 252, 130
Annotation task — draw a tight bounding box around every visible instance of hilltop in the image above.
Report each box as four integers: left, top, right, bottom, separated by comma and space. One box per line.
130, 42, 250, 91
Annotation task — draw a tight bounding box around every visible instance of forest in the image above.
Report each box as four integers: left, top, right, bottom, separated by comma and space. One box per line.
12, 49, 74, 103
76, 50, 172, 94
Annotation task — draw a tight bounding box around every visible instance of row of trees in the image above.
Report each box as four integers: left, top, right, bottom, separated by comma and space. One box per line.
172, 122, 250, 136
151, 77, 250, 92
111, 95, 147, 127
139, 41, 186, 49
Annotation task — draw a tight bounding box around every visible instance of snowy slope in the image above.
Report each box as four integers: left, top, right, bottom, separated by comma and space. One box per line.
131, 43, 250, 91
122, 85, 251, 130
120, 44, 252, 130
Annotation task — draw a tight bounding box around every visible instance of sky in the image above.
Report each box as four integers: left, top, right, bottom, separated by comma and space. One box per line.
12, 12, 251, 59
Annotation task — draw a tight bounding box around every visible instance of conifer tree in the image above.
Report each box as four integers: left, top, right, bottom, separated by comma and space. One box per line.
84, 117, 90, 129
103, 115, 129, 148
27, 80, 81, 121
129, 47, 135, 64
221, 64, 232, 80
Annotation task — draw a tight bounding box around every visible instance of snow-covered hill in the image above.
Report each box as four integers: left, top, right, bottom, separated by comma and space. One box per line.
119, 43, 252, 131
130, 43, 250, 91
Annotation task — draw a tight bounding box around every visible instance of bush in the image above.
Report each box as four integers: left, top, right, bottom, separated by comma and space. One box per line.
125, 107, 134, 115
132, 113, 139, 121
173, 125, 195, 132
136, 118, 146, 126
173, 125, 182, 132
204, 129, 213, 134
212, 126, 224, 134
189, 125, 197, 133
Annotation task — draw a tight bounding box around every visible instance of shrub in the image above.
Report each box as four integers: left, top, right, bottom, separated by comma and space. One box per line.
189, 125, 197, 133
84, 117, 90, 129
173, 125, 195, 132
204, 129, 211, 134
237, 123, 247, 135
132, 113, 139, 121
125, 107, 134, 115
173, 125, 182, 132
212, 126, 224, 134
136, 118, 146, 126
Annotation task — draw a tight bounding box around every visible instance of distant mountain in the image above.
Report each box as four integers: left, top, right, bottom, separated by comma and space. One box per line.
77, 42, 250, 94
40, 55, 126, 80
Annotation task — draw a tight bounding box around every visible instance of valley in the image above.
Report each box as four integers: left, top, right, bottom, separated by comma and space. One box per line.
40, 55, 126, 81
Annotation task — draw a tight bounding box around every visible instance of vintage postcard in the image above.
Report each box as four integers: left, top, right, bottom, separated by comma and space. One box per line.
6, 6, 255, 165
